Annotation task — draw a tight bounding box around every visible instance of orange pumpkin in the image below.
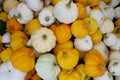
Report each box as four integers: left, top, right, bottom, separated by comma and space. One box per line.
50, 23, 72, 44
57, 48, 80, 69
73, 0, 88, 5
10, 47, 35, 72
6, 18, 23, 33
84, 49, 106, 77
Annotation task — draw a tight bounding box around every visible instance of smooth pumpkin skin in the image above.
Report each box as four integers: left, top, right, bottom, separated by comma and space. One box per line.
57, 48, 80, 69
6, 18, 23, 33
10, 47, 35, 72
50, 24, 72, 44
84, 49, 106, 77
58, 69, 81, 80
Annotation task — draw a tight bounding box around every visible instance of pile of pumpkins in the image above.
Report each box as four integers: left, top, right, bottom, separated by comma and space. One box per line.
0, 0, 120, 80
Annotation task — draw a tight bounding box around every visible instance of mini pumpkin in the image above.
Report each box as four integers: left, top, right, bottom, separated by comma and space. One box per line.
0, 12, 8, 22
10, 47, 35, 72
84, 49, 106, 77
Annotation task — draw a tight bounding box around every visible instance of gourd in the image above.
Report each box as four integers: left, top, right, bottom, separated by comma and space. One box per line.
10, 47, 35, 72
35, 53, 60, 80
6, 18, 23, 33
25, 0, 44, 12
0, 20, 6, 35
0, 61, 26, 80
84, 49, 106, 77
57, 48, 80, 69
53, 0, 78, 24
99, 18, 114, 34
50, 23, 72, 44
38, 5, 55, 27
3, 0, 19, 13
108, 59, 120, 76
24, 18, 41, 35
94, 71, 113, 80
31, 27, 56, 53
109, 51, 120, 61
58, 69, 81, 80
2, 32, 11, 44
74, 35, 93, 51
114, 7, 120, 19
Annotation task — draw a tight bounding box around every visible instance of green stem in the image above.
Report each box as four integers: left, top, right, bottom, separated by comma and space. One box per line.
45, 16, 50, 22
116, 28, 120, 33
66, 0, 72, 8
67, 69, 73, 74
14, 14, 22, 19
84, 75, 90, 80
84, 2, 91, 7
103, 34, 108, 39
63, 51, 67, 57
85, 20, 91, 27
113, 62, 118, 66
42, 34, 47, 40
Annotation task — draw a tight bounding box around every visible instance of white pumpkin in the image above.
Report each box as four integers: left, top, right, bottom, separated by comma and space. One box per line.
108, 59, 120, 76
31, 27, 56, 53
0, 61, 26, 80
103, 33, 117, 47
109, 0, 120, 7
8, 6, 18, 19
90, 8, 105, 28
53, 0, 78, 24
35, 53, 60, 80
94, 71, 113, 80
115, 76, 120, 80
114, 7, 120, 19
38, 5, 55, 27
93, 41, 109, 64
86, 5, 91, 16
2, 32, 11, 44
25, 0, 44, 12
99, 18, 114, 34
110, 38, 120, 51
109, 50, 120, 61
74, 35, 93, 51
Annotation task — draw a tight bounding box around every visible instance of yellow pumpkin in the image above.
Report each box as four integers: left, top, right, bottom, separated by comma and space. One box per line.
115, 18, 120, 26
76, 64, 90, 80
112, 26, 120, 38
53, 40, 74, 56
51, 0, 61, 6
10, 47, 35, 72
90, 29, 102, 44
57, 48, 80, 69
24, 18, 41, 35
10, 31, 28, 50
0, 47, 13, 62
76, 3, 87, 19
84, 49, 106, 77
71, 17, 98, 38
58, 69, 81, 80
50, 24, 72, 44
0, 12, 8, 22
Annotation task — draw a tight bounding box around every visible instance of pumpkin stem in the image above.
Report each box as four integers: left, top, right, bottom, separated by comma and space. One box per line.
63, 51, 67, 57
14, 14, 22, 19
108, 72, 114, 78
55, 20, 60, 26
116, 28, 120, 33
22, 41, 33, 48
84, 75, 90, 80
84, 2, 90, 7
53, 62, 57, 66
100, 65, 105, 69
113, 62, 118, 66
45, 16, 50, 22
67, 69, 73, 74
42, 34, 47, 40
103, 34, 108, 39
85, 20, 91, 27
66, 0, 72, 8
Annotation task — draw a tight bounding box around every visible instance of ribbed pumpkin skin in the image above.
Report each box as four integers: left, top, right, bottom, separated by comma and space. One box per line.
10, 47, 35, 72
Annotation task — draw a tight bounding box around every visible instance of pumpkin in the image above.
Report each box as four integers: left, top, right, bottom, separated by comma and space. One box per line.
10, 31, 28, 51
53, 0, 78, 24
35, 53, 60, 80
50, 23, 72, 44
115, 7, 120, 19
38, 5, 55, 27
3, 0, 19, 13
58, 69, 81, 80
101, 0, 110, 3
74, 35, 93, 51
88, 0, 100, 7
76, 64, 90, 80
0, 12, 8, 22
31, 73, 42, 80
90, 29, 102, 44
73, 0, 88, 5
25, 0, 44, 12
108, 60, 120, 76
94, 71, 113, 80
84, 49, 106, 77
99, 18, 114, 34
110, 39, 120, 51
31, 27, 56, 53
0, 47, 13, 62
53, 40, 73, 56
51, 0, 61, 5
76, 3, 87, 19
71, 17, 98, 38
24, 18, 41, 35
90, 8, 105, 28
0, 20, 6, 35
10, 47, 35, 72
109, 0, 120, 7
109, 51, 120, 61
0, 61, 27, 80
2, 32, 11, 44
57, 48, 80, 69
6, 18, 23, 33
